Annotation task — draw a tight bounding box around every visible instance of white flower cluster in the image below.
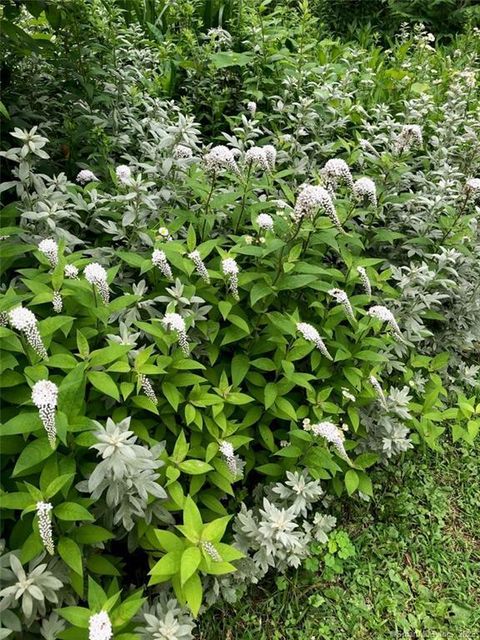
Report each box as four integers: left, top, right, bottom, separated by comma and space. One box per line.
162, 313, 189, 356
116, 164, 132, 184
139, 374, 157, 404
84, 263, 110, 304
247, 101, 257, 116
356, 266, 371, 296
201, 540, 222, 562
245, 146, 270, 171
203, 145, 239, 174
9, 306, 48, 359
292, 185, 341, 229
322, 158, 354, 191
206, 26, 232, 48
466, 177, 480, 195
38, 238, 59, 267
219, 440, 237, 476
76, 169, 98, 185
221, 258, 240, 300
353, 177, 377, 206
65, 264, 79, 279
296, 322, 332, 360
303, 419, 349, 460
342, 388, 356, 402
52, 291, 62, 313
395, 124, 423, 153
88, 611, 112, 640
152, 249, 173, 279
36, 501, 54, 555
173, 144, 193, 160
31, 380, 58, 447
367, 305, 403, 340
188, 250, 210, 282
328, 288, 354, 320
369, 374, 388, 409
256, 213, 274, 230
157, 226, 173, 242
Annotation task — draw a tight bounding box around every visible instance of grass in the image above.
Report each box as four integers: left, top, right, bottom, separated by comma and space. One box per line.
197, 439, 480, 639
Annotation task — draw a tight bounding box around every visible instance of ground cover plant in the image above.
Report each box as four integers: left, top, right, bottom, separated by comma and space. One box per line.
0, 2, 479, 639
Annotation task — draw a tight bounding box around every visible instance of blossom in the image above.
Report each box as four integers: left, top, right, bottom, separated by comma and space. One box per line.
157, 227, 172, 241
116, 164, 132, 184
256, 213, 274, 230
85, 263, 110, 304
394, 124, 423, 153
328, 288, 354, 320
245, 146, 270, 172
8, 306, 48, 359
38, 238, 58, 267
369, 374, 388, 409
173, 144, 193, 159
356, 266, 371, 296
263, 145, 277, 170
139, 374, 157, 404
219, 440, 239, 476
221, 258, 240, 300
322, 159, 354, 191
201, 541, 222, 561
342, 388, 356, 402
88, 611, 112, 640
203, 145, 239, 174
64, 264, 79, 279
247, 101, 257, 116
76, 169, 98, 185
292, 185, 341, 230
296, 322, 332, 360
188, 250, 210, 282
152, 250, 173, 279
367, 305, 403, 340
206, 27, 232, 48
31, 380, 58, 447
353, 177, 377, 206
162, 313, 189, 356
466, 178, 480, 195
36, 502, 54, 555
303, 418, 349, 460
52, 291, 62, 313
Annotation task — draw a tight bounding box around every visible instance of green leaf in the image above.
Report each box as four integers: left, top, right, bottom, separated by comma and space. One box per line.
180, 547, 201, 586
202, 515, 231, 542
73, 525, 115, 544
250, 281, 272, 306
183, 496, 203, 536
110, 595, 145, 628
12, 439, 54, 477
1, 413, 43, 436
0, 492, 34, 510
344, 469, 359, 495
58, 607, 91, 628
162, 381, 181, 410
87, 371, 120, 401
154, 530, 184, 553
58, 537, 83, 576
45, 473, 74, 499
87, 555, 120, 576
264, 383, 278, 409
231, 354, 250, 387
178, 460, 213, 475
149, 550, 182, 579
54, 502, 94, 521
182, 572, 203, 616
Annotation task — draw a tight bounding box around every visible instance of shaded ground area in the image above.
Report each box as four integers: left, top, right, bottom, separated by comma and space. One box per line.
198, 440, 480, 639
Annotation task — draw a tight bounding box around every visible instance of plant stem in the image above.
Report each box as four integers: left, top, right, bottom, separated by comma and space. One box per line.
234, 164, 252, 234
201, 174, 217, 241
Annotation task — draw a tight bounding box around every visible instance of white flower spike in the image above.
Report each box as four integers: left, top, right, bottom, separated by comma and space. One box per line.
31, 380, 58, 447
9, 307, 48, 359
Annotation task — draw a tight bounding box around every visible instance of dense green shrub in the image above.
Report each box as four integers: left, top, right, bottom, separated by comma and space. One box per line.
0, 2, 479, 639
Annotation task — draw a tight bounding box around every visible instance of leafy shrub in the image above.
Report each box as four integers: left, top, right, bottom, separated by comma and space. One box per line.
0, 3, 479, 639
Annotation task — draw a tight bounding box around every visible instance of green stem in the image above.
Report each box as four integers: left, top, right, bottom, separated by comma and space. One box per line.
201, 174, 217, 241
234, 164, 252, 234
439, 191, 471, 245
